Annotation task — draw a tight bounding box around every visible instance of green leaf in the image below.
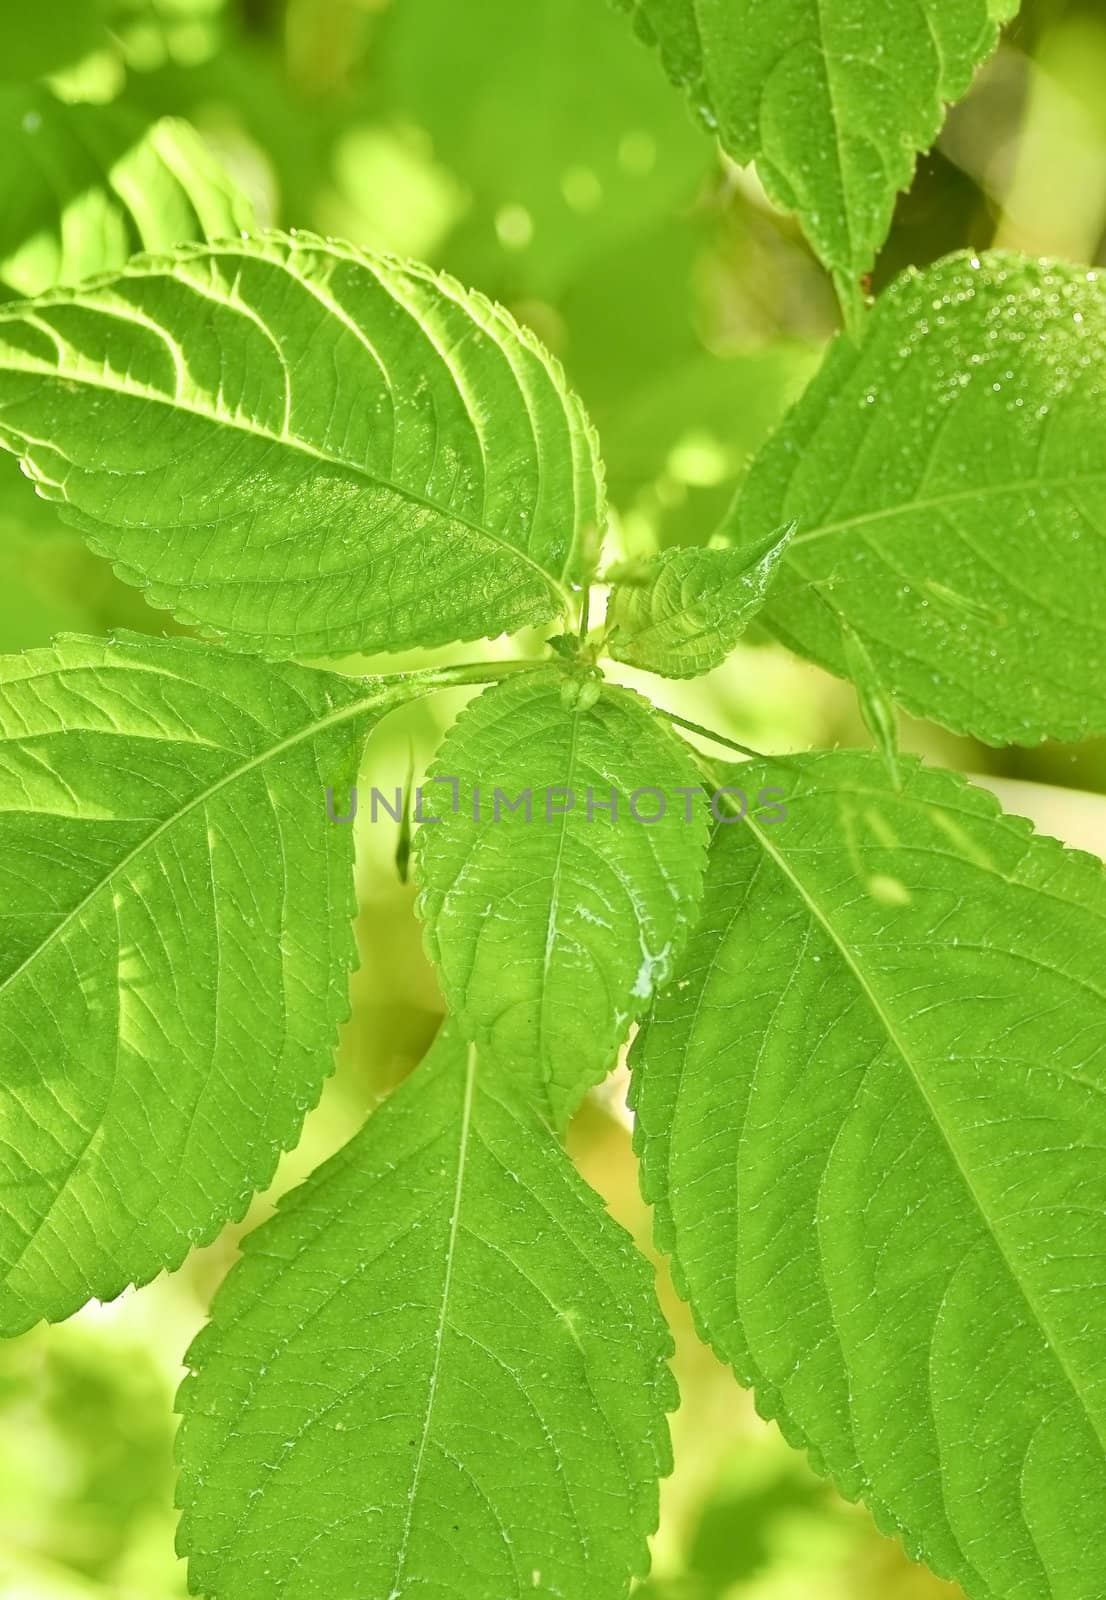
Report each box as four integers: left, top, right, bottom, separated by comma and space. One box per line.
633, 751, 1106, 1599
0, 87, 252, 302
0, 233, 602, 658
416, 670, 709, 1126
606, 523, 793, 678
728, 252, 1106, 746
0, 454, 200, 646
177, 1024, 674, 1600
0, 633, 409, 1335
611, 0, 1013, 297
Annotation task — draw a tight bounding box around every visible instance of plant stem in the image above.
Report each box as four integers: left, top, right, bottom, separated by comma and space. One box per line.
836, 271, 868, 341
361, 656, 540, 700
651, 705, 793, 765
672, 741, 752, 822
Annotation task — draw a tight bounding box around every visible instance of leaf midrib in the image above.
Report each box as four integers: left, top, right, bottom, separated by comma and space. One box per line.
809, 0, 857, 271
742, 808, 1106, 1462
387, 1040, 477, 1600
0, 679, 402, 1006
0, 334, 572, 616
787, 471, 1106, 548
537, 698, 584, 1115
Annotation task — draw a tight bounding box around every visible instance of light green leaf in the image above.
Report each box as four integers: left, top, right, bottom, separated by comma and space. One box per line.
0, 86, 252, 303
633, 751, 1106, 1599
416, 670, 708, 1126
0, 454, 195, 646
0, 634, 410, 1335
605, 523, 793, 678
728, 252, 1106, 746
611, 0, 1013, 297
177, 1024, 674, 1600
0, 233, 602, 658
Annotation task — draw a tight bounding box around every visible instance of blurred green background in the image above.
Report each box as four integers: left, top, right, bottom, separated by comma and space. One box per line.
3, 1, 1106, 1595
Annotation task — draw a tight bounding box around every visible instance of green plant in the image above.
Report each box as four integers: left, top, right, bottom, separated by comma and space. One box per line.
2, 5, 1105, 1598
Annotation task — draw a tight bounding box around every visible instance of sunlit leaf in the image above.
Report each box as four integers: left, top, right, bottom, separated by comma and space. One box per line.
0, 634, 409, 1334
0, 234, 602, 657
178, 1024, 674, 1600
416, 670, 709, 1125
606, 524, 793, 678
634, 751, 1106, 1600
729, 252, 1106, 744
611, 0, 1016, 299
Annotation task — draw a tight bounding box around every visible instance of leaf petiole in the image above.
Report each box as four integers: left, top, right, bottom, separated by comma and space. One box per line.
650, 705, 795, 767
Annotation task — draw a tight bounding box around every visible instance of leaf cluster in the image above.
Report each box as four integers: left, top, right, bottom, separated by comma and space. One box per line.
4, 6, 1106, 1599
